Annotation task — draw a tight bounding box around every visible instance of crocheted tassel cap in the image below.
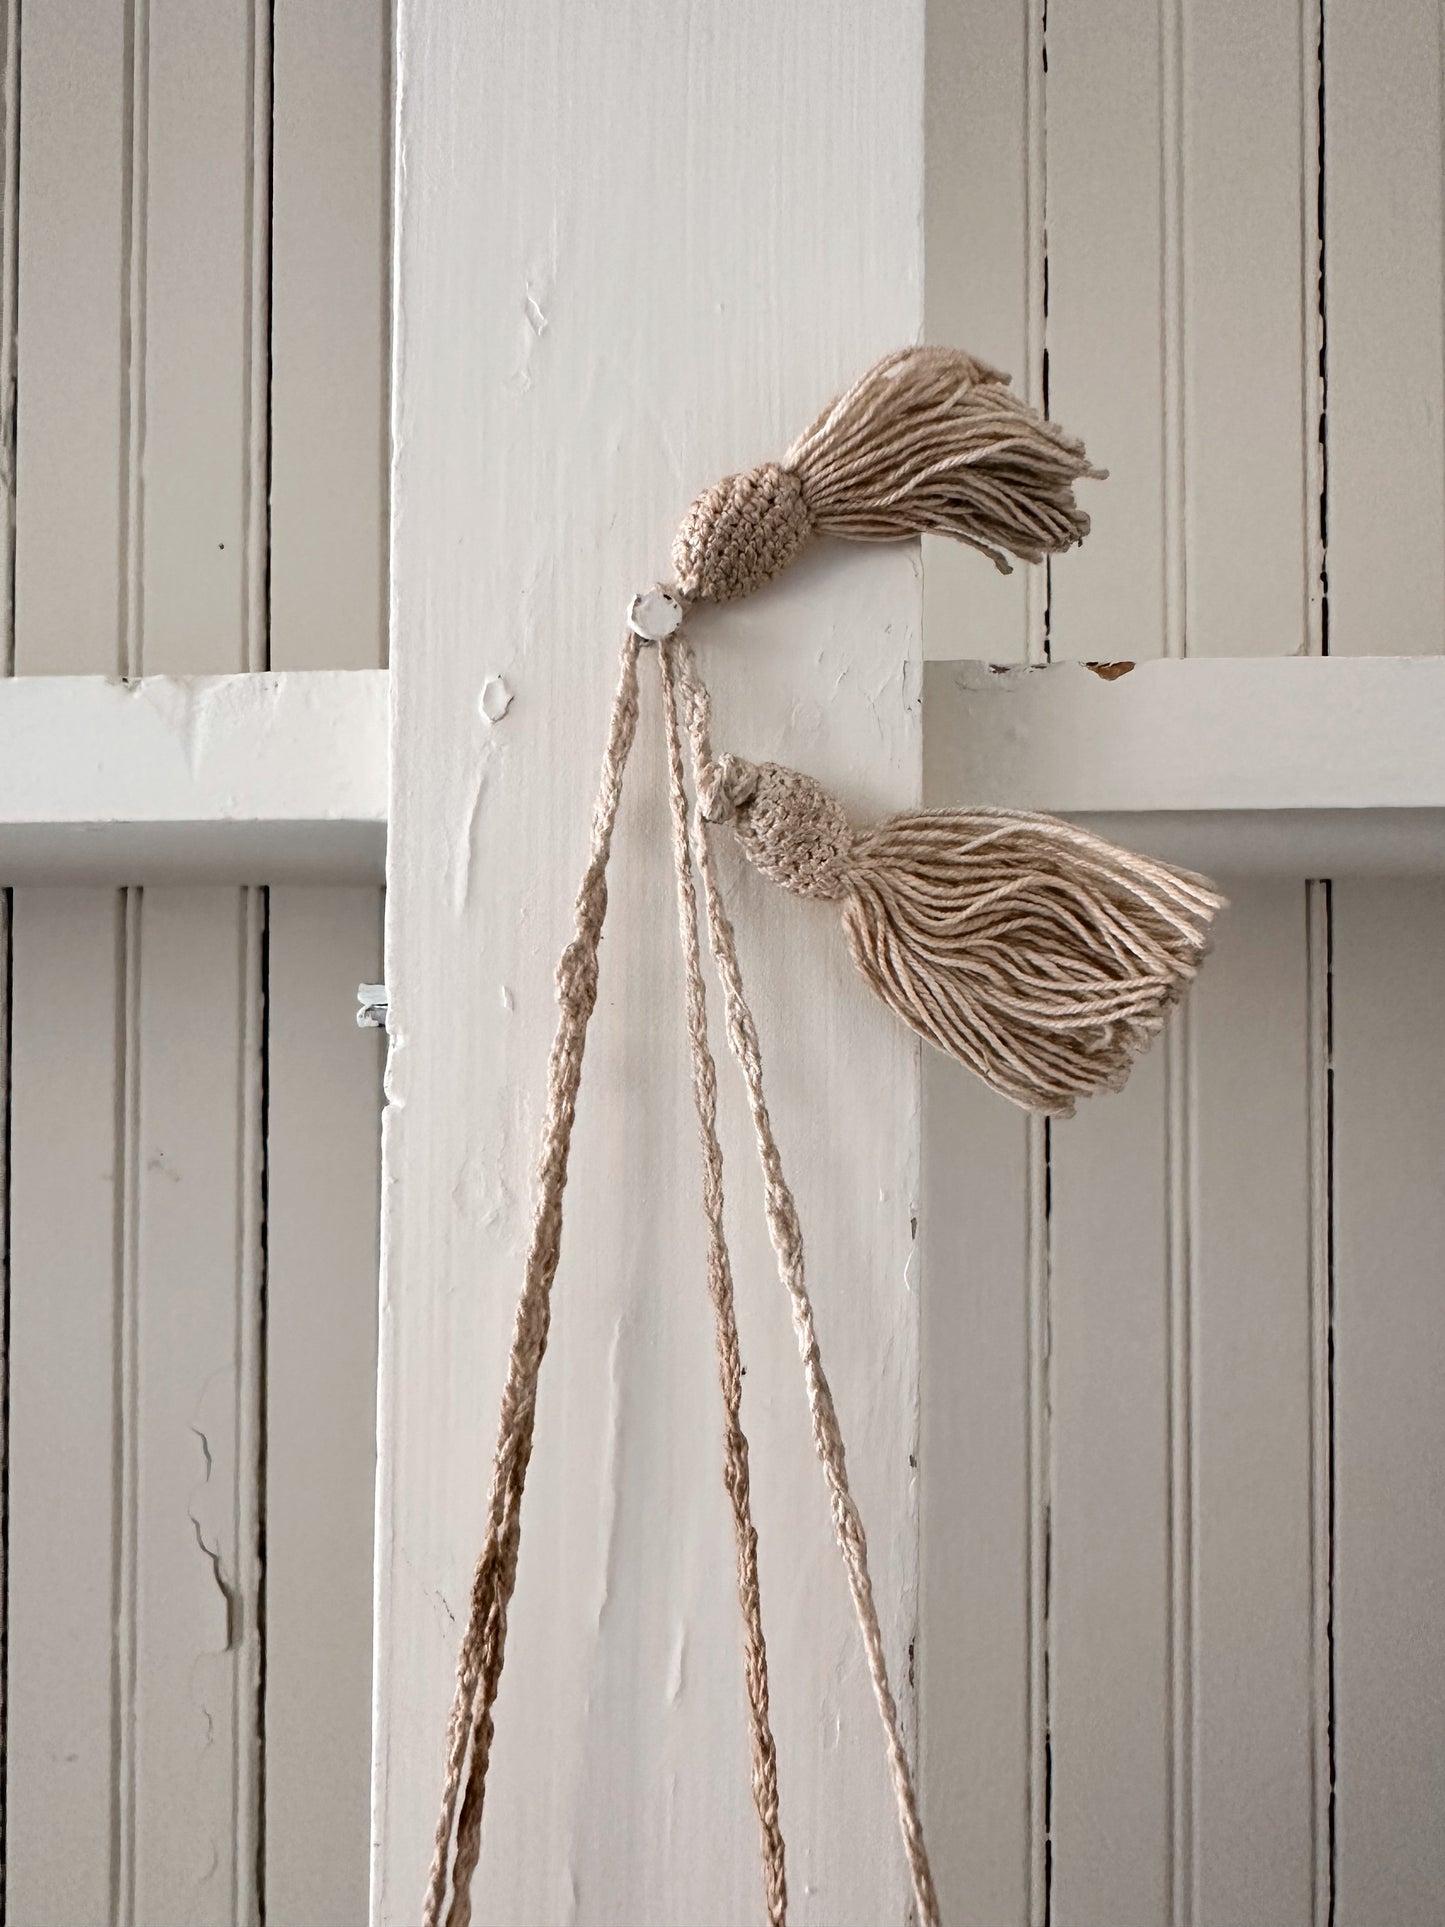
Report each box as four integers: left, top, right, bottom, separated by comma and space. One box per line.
705, 757, 1223, 1118
673, 347, 1104, 603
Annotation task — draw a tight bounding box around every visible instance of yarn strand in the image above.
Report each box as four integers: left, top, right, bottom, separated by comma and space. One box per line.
425, 634, 644, 1927
669, 636, 942, 1927
658, 638, 789, 1925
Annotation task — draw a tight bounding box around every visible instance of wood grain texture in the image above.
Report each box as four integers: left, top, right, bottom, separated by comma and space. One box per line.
1332, 883, 1445, 1924
378, 2, 923, 1920
266, 886, 384, 1925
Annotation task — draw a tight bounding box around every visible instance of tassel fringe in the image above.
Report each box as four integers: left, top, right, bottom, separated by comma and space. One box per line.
673, 346, 1103, 603
842, 810, 1222, 1116
709, 759, 1223, 1117
786, 347, 1105, 575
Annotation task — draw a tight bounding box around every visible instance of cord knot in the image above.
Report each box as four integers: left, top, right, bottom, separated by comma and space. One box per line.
698, 751, 760, 825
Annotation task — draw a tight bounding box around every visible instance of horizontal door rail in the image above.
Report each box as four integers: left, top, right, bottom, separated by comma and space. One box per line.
0, 671, 388, 882
925, 655, 1445, 875
3, 657, 1440, 882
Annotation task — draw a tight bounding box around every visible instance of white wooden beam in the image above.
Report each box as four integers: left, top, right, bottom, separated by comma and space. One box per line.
925, 655, 1445, 874
378, 1, 924, 1921
0, 670, 388, 880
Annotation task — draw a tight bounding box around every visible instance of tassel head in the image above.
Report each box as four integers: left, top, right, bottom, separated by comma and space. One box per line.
673, 463, 811, 603
713, 757, 1222, 1116
671, 346, 1104, 604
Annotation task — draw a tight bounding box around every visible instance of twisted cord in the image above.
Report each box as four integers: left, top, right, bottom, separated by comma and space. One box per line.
670, 635, 942, 1927
425, 634, 644, 1927
658, 637, 788, 1924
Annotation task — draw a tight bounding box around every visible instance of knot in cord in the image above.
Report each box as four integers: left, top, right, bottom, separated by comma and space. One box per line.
698, 751, 760, 825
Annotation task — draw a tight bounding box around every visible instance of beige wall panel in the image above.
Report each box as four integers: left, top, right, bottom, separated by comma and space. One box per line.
270, 0, 390, 670
1326, 4, 1445, 657
15, 1, 128, 672
5, 889, 124, 1924
265, 885, 384, 1925
1332, 882, 1445, 1924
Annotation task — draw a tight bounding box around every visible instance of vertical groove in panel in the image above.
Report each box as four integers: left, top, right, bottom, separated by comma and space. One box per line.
1026, 0, 1048, 670
1162, 2, 1192, 1898
1027, 34, 1052, 1894
234, 888, 267, 1922
1025, 1114, 1051, 1927
1303, 0, 1326, 660
243, 2, 272, 676
0, 888, 12, 1920
1160, 0, 1186, 662
1165, 1013, 1196, 1927
114, 888, 142, 1927
1028, 33, 1052, 1887
121, 0, 151, 679
1306, 879, 1336, 1927
0, 0, 19, 683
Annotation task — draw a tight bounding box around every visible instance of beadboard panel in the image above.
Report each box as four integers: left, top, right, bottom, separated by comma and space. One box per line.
918, 1072, 1037, 1927
922, 0, 1040, 666
14, 0, 129, 672
270, 0, 390, 670
926, 0, 1319, 664
1325, 4, 1445, 658
6, 890, 127, 1927
13, 0, 388, 678
3, 884, 384, 1924
1331, 883, 1445, 1924
265, 885, 385, 1925
0, 3, 390, 1917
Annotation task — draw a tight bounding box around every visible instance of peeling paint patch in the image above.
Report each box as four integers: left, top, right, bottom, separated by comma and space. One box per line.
665, 1623, 687, 1705
452, 760, 490, 915
479, 676, 513, 722
187, 1426, 239, 1653
1084, 659, 1136, 680
591, 1312, 628, 1634
953, 660, 1032, 692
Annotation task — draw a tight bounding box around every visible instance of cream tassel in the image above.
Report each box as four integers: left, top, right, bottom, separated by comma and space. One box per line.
704, 756, 1223, 1118
672, 347, 1104, 603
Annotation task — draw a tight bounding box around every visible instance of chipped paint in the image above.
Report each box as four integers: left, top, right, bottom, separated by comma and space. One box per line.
480, 675, 514, 722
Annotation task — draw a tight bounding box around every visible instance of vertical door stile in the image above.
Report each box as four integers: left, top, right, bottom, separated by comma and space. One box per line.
380, 3, 925, 1920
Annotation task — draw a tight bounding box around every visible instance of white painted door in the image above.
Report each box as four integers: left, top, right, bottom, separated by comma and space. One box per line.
380, 3, 1445, 1926
1, 5, 390, 1922
922, 7, 1445, 1926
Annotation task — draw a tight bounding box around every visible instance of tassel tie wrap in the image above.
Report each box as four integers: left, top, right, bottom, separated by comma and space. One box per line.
710, 756, 1224, 1118
673, 346, 1105, 603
